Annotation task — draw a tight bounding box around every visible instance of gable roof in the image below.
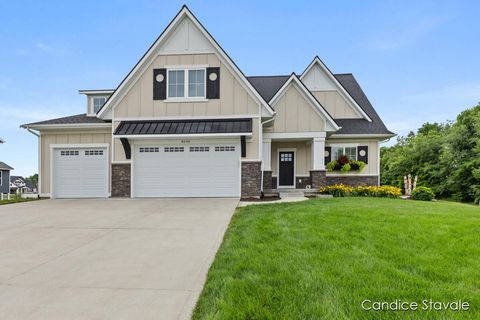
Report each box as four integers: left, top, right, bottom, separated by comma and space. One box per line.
248, 73, 394, 136
333, 74, 394, 136
96, 5, 275, 119
300, 56, 372, 122
268, 74, 340, 132
0, 162, 13, 171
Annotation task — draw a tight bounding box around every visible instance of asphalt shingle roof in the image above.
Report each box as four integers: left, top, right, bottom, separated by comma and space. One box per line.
23, 114, 109, 126
247, 76, 289, 102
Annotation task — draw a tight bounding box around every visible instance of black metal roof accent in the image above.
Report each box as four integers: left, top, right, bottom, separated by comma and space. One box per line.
114, 118, 252, 136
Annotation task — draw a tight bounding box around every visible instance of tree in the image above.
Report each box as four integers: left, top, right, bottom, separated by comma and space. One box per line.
25, 174, 38, 188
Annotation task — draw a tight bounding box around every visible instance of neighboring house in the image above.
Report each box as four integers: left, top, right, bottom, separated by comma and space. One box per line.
22, 5, 394, 199
0, 162, 13, 194
10, 176, 37, 194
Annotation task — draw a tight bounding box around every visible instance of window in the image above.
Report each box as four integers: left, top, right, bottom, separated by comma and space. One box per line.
93, 97, 107, 113
164, 146, 184, 152
280, 153, 293, 162
188, 70, 205, 97
167, 68, 206, 99
139, 147, 159, 153
85, 150, 104, 156
331, 146, 357, 161
215, 146, 235, 152
60, 150, 79, 156
168, 70, 185, 98
189, 146, 209, 152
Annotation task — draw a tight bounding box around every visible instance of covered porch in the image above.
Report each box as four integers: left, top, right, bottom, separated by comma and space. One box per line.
262, 132, 326, 190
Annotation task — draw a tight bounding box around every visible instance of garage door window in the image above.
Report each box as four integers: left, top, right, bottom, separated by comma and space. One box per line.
85, 150, 104, 156
189, 146, 209, 152
215, 146, 235, 152
164, 147, 184, 152
139, 147, 159, 153
60, 150, 79, 156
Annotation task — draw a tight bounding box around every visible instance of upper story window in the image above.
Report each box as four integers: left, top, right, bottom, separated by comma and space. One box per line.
332, 146, 357, 161
167, 68, 206, 99
93, 97, 107, 113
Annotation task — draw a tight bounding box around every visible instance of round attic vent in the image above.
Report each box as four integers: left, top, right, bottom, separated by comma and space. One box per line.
156, 74, 164, 82
359, 150, 366, 157
209, 72, 218, 81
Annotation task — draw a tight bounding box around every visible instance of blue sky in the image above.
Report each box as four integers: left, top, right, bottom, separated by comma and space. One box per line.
0, 0, 479, 176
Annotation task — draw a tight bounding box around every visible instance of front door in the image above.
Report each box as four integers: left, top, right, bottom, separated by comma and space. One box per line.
279, 151, 294, 187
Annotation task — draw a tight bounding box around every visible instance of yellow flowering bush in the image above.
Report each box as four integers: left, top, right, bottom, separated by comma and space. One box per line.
319, 184, 401, 198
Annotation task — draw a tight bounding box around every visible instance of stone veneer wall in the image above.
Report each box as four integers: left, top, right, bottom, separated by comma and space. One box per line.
310, 170, 327, 188
296, 176, 311, 189
112, 164, 131, 197
326, 175, 379, 187
241, 161, 261, 198
262, 171, 273, 190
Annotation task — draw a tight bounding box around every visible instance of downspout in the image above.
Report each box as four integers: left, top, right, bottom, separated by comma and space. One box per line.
260, 116, 275, 193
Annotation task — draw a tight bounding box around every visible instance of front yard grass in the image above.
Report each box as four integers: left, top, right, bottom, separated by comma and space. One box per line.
0, 197, 39, 205
193, 198, 480, 319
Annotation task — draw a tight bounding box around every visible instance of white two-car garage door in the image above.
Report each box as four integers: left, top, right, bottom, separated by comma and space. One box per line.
133, 140, 240, 197
52, 147, 108, 198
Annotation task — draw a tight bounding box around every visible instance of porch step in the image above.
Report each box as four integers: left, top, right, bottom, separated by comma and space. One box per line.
278, 189, 305, 198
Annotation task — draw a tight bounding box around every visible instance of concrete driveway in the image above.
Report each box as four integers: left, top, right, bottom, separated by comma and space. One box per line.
0, 198, 238, 320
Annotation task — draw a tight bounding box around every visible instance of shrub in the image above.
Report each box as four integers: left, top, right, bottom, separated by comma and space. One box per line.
319, 184, 353, 197
340, 163, 351, 172
411, 186, 435, 201
320, 184, 401, 198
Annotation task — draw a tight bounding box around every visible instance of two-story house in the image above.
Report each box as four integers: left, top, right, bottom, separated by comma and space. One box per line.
22, 5, 394, 199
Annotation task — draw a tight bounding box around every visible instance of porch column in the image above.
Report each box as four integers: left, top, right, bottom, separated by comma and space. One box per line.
311, 137, 325, 170
262, 138, 272, 170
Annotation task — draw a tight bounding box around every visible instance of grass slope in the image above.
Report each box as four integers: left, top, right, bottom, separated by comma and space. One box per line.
0, 198, 38, 205
193, 198, 480, 319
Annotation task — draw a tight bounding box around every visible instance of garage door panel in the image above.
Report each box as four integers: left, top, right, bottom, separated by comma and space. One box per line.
53, 148, 108, 198
134, 142, 240, 198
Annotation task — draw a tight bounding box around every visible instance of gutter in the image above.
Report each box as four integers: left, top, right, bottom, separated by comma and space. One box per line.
259, 116, 276, 194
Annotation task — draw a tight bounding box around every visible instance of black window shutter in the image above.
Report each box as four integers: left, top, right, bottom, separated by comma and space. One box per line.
357, 146, 368, 163
206, 67, 220, 99
325, 146, 332, 164
240, 136, 246, 157
153, 69, 167, 100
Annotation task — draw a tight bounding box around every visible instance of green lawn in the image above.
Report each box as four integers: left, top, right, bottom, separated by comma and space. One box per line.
193, 198, 480, 320
0, 197, 39, 205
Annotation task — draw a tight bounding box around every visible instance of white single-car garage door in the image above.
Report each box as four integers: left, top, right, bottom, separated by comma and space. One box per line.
52, 147, 108, 198
133, 141, 240, 197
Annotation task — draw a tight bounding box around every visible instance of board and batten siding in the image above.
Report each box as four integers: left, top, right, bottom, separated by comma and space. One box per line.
267, 85, 325, 133
39, 130, 111, 194
326, 139, 379, 175
113, 54, 259, 118
311, 91, 361, 119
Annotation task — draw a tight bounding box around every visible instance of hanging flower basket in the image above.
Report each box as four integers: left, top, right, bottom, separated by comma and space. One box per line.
327, 155, 365, 173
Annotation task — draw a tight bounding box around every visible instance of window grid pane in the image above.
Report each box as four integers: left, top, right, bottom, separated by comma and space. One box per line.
168, 70, 185, 98
188, 70, 205, 97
